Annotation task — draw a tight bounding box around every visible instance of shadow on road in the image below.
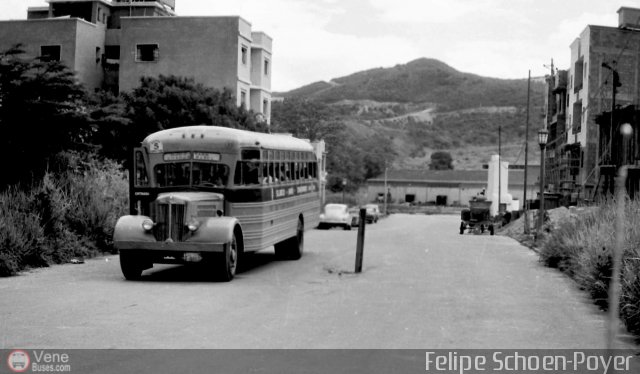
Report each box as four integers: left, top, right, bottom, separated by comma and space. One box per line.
129, 252, 282, 283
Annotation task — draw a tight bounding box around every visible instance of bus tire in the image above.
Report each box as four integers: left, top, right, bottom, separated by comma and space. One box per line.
217, 228, 240, 282
275, 217, 304, 260
120, 252, 145, 280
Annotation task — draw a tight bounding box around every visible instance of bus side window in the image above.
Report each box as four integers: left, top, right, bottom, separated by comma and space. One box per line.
234, 162, 242, 185
240, 161, 260, 185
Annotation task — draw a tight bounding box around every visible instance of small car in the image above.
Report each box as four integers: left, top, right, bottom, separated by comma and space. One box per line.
348, 207, 360, 227
318, 203, 352, 230
364, 204, 381, 223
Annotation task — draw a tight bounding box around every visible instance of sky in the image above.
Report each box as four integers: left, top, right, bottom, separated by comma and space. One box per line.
0, 0, 633, 91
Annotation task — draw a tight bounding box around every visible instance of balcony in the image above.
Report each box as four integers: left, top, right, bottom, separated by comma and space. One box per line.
552, 70, 568, 93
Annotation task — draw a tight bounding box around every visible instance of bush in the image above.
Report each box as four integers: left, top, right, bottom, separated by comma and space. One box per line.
0, 187, 45, 275
0, 152, 128, 276
55, 151, 129, 250
538, 198, 640, 336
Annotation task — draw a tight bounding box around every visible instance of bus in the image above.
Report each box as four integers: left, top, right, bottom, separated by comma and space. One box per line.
113, 125, 321, 281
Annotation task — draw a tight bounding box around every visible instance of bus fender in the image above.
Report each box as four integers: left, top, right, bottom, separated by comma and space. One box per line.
187, 217, 241, 245
113, 215, 156, 245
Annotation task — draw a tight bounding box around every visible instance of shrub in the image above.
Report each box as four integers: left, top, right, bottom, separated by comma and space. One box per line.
538, 198, 640, 337
55, 151, 129, 250
0, 187, 44, 275
0, 151, 128, 276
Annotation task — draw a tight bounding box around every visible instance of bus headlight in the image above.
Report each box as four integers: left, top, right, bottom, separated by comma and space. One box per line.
187, 218, 200, 232
142, 219, 154, 231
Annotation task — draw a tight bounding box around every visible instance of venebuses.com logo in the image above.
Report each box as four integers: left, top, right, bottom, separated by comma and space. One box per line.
5, 350, 72, 373
6, 350, 30, 373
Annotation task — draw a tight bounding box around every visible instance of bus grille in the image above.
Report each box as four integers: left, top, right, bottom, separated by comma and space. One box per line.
153, 203, 186, 242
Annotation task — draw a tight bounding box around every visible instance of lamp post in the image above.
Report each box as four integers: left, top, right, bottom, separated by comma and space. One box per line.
342, 178, 347, 204
537, 128, 549, 235
602, 62, 621, 171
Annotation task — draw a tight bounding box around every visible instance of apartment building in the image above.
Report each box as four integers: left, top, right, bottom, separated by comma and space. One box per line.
544, 6, 640, 201
0, 0, 272, 122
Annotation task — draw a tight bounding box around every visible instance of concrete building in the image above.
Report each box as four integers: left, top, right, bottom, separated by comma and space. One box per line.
545, 7, 640, 200
366, 164, 539, 209
0, 0, 272, 122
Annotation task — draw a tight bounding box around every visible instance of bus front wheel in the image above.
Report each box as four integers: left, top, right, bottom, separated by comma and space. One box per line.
120, 251, 146, 280
275, 217, 304, 260
217, 229, 240, 282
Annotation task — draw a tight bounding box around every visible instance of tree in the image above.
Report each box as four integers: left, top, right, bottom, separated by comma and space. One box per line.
270, 98, 343, 141
122, 75, 266, 150
271, 98, 398, 190
0, 45, 90, 187
430, 151, 454, 170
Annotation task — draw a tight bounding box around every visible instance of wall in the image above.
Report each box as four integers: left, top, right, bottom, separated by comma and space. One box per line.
367, 179, 536, 208
74, 21, 106, 91
570, 25, 640, 195
0, 19, 108, 86
119, 16, 241, 93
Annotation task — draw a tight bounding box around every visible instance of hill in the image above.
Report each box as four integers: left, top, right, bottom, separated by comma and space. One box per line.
277, 58, 544, 111
274, 58, 546, 171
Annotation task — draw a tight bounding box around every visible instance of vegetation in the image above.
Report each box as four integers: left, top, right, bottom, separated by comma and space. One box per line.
538, 199, 640, 337
278, 58, 545, 111
429, 151, 454, 170
0, 152, 128, 276
275, 58, 545, 170
0, 45, 91, 186
271, 98, 395, 191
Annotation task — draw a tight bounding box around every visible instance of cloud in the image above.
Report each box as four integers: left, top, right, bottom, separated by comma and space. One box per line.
367, 0, 507, 24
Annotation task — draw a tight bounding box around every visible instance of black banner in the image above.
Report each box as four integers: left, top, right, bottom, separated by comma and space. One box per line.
1, 349, 639, 374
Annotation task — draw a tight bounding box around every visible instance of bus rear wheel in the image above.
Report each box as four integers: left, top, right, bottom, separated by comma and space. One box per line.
275, 217, 304, 260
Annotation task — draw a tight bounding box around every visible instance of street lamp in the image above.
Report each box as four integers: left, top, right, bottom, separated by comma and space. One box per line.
537, 128, 549, 236
342, 178, 347, 204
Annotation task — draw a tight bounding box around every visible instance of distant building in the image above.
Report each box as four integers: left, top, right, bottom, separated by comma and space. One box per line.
366, 165, 539, 208
0, 0, 272, 123
544, 6, 640, 200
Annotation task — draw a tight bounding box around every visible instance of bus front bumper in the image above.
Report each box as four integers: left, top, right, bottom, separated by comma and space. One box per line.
115, 241, 225, 253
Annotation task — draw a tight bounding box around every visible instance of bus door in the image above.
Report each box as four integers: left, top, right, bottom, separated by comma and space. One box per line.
130, 147, 154, 215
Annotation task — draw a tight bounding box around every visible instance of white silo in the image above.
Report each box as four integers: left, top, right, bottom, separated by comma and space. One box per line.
486, 154, 513, 216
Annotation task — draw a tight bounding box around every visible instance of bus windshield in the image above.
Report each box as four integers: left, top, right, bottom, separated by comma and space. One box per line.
154, 162, 229, 187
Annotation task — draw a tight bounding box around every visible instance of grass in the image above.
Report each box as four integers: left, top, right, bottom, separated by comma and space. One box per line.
0, 151, 128, 276
537, 198, 640, 337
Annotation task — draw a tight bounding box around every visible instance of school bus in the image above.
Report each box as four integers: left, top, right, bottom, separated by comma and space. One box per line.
113, 126, 321, 281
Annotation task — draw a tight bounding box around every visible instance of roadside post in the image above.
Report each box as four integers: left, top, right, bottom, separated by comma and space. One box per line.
355, 208, 366, 273
607, 123, 631, 349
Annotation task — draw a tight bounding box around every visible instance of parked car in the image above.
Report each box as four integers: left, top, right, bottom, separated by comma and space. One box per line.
364, 204, 381, 223
348, 207, 360, 227
318, 203, 352, 230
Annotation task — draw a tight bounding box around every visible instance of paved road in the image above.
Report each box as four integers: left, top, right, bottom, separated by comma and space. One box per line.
0, 214, 637, 349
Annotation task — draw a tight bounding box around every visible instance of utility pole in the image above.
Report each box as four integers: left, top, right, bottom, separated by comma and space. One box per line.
383, 164, 388, 215
498, 125, 501, 215
523, 70, 531, 234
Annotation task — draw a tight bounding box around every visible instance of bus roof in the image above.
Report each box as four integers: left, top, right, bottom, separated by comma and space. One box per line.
142, 126, 314, 153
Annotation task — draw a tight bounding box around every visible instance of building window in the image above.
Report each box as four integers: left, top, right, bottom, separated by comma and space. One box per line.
240, 90, 247, 109
40, 45, 61, 62
572, 101, 582, 133
136, 44, 159, 62
105, 45, 120, 60
241, 45, 248, 65
264, 59, 269, 75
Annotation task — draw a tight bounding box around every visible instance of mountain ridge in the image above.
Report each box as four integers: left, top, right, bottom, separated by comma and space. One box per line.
273, 58, 546, 170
